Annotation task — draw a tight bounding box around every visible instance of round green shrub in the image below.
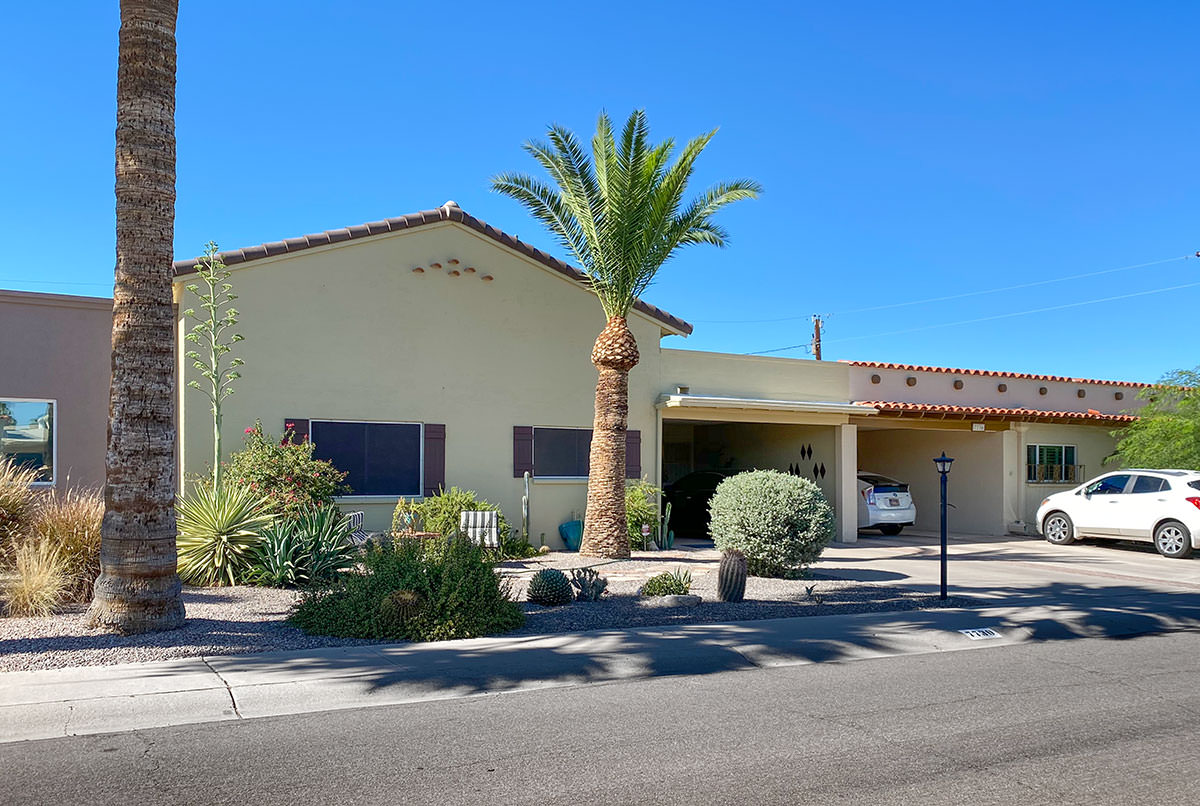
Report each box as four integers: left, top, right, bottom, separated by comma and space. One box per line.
526, 568, 573, 606
641, 568, 691, 596
708, 470, 835, 577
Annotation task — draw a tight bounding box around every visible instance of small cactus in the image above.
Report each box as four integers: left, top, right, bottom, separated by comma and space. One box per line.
527, 568, 573, 606
716, 550, 747, 602
378, 588, 424, 635
571, 567, 608, 601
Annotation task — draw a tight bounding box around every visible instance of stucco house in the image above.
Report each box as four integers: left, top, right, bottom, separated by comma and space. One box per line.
163, 201, 1145, 543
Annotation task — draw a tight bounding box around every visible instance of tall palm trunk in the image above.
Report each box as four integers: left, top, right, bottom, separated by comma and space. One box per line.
580, 317, 640, 558
87, 0, 185, 633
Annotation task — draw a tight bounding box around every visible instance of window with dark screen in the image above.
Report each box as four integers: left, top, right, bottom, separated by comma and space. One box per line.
533, 427, 592, 478
309, 420, 422, 496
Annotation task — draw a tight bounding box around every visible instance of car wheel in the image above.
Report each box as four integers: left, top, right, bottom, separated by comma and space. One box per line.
1153, 521, 1194, 559
879, 524, 903, 536
1043, 512, 1076, 545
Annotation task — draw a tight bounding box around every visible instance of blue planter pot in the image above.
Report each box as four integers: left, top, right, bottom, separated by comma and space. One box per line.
558, 520, 584, 552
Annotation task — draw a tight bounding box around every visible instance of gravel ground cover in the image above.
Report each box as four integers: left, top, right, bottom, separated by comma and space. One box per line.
0, 586, 381, 673
2, 546, 969, 673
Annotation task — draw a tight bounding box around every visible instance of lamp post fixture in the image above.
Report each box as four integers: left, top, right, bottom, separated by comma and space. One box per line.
933, 452, 955, 600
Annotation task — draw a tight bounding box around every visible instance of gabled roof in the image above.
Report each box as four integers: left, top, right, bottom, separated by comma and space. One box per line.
171, 201, 693, 336
857, 400, 1137, 425
844, 361, 1145, 389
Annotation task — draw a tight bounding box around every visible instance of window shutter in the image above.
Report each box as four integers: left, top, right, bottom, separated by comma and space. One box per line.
625, 430, 641, 479
284, 418, 309, 445
423, 424, 446, 497
513, 426, 534, 478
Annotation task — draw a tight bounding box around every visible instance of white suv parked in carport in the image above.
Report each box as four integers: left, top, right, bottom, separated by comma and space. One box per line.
857, 472, 916, 536
1036, 469, 1200, 558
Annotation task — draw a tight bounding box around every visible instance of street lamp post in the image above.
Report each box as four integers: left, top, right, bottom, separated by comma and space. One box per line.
933, 452, 955, 600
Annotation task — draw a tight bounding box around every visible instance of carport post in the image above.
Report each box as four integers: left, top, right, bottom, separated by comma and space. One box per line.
933, 452, 955, 600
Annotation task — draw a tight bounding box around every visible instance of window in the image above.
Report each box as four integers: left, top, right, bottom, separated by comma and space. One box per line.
309, 420, 422, 496
0, 399, 55, 484
1130, 475, 1169, 494
533, 427, 592, 478
1085, 474, 1130, 495
1026, 444, 1079, 483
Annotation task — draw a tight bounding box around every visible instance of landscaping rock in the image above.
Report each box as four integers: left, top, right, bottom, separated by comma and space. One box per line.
639, 594, 702, 608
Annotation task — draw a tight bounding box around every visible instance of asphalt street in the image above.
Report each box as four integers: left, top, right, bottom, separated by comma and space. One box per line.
2, 628, 1198, 806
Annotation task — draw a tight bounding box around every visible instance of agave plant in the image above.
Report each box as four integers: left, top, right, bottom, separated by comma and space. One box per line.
176, 483, 274, 586
293, 506, 357, 585
247, 521, 308, 588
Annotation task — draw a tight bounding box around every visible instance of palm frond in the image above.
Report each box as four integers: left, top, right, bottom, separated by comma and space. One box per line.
492, 110, 760, 319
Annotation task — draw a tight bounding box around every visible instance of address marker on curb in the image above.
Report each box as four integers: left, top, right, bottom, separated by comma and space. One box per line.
959, 628, 1002, 640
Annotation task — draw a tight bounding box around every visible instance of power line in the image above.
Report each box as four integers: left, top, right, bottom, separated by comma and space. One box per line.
747, 278, 1200, 355
0, 278, 112, 287
695, 254, 1193, 324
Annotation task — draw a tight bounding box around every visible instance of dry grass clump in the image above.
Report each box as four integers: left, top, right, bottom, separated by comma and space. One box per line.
0, 459, 40, 546
3, 540, 70, 618
0, 457, 104, 616
30, 488, 104, 600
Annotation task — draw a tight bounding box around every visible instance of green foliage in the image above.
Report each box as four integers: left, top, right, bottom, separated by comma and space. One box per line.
377, 589, 424, 634
708, 470, 835, 578
641, 568, 692, 597
289, 537, 524, 642
570, 567, 608, 601
1111, 369, 1200, 470
625, 479, 660, 550
183, 242, 245, 488
527, 568, 573, 606
391, 486, 536, 559
492, 110, 761, 320
246, 506, 357, 588
228, 421, 348, 517
176, 483, 274, 586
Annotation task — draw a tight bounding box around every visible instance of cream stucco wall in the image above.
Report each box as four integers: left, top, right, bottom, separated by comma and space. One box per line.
848, 365, 1144, 416
663, 350, 850, 403
857, 425, 1007, 535
1016, 421, 1121, 528
0, 290, 112, 490
175, 221, 673, 541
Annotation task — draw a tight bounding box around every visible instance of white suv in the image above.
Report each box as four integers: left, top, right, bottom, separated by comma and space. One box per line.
1036, 469, 1200, 559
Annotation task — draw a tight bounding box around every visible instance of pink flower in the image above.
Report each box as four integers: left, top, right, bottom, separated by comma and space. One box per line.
245, 427, 254, 434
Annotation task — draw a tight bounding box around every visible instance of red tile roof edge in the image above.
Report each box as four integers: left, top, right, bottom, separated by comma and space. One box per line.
171, 202, 693, 336
843, 360, 1146, 389
856, 400, 1137, 424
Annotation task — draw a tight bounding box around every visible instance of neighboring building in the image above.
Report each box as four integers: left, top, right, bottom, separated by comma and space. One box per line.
0, 289, 113, 490
168, 202, 1147, 542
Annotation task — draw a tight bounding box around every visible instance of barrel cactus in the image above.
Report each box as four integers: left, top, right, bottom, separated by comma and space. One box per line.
527, 568, 573, 606
377, 589, 424, 636
716, 549, 747, 602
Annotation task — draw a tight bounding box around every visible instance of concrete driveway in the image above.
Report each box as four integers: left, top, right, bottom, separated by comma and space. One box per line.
822, 530, 1200, 602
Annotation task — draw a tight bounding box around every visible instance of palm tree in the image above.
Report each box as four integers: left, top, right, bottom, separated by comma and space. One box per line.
493, 110, 760, 558
87, 0, 186, 633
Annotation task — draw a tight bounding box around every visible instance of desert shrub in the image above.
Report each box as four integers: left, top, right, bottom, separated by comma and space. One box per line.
289, 536, 524, 641
248, 506, 358, 588
526, 568, 573, 606
641, 568, 692, 597
29, 487, 103, 601
708, 470, 835, 577
177, 483, 275, 586
0, 458, 40, 546
571, 567, 608, 601
2, 540, 69, 617
625, 479, 660, 550
227, 422, 349, 517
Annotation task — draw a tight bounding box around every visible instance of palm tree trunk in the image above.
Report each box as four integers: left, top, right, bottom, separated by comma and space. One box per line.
87, 0, 185, 634
580, 317, 639, 559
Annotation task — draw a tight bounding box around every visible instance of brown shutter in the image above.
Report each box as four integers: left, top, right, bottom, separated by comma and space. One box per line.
284, 418, 309, 445
513, 426, 534, 478
423, 424, 446, 497
625, 429, 641, 479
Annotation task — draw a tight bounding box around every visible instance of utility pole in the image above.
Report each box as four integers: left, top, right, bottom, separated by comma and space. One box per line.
811, 315, 823, 360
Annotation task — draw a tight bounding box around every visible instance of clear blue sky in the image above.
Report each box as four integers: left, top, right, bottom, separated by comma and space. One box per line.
1, 1, 1196, 383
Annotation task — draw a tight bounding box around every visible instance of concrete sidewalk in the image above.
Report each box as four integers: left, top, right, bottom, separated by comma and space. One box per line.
4, 589, 1199, 744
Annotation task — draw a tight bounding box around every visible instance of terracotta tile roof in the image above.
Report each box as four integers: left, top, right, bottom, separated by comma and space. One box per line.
844, 361, 1146, 389
857, 401, 1137, 424
171, 202, 693, 336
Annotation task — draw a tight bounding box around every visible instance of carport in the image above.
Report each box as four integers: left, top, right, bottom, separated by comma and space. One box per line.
656, 393, 867, 542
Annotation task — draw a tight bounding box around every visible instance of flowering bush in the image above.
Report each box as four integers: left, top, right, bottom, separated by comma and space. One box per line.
227, 421, 349, 517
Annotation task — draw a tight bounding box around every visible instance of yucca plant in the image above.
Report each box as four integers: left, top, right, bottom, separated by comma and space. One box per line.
493, 110, 759, 558
176, 483, 274, 586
